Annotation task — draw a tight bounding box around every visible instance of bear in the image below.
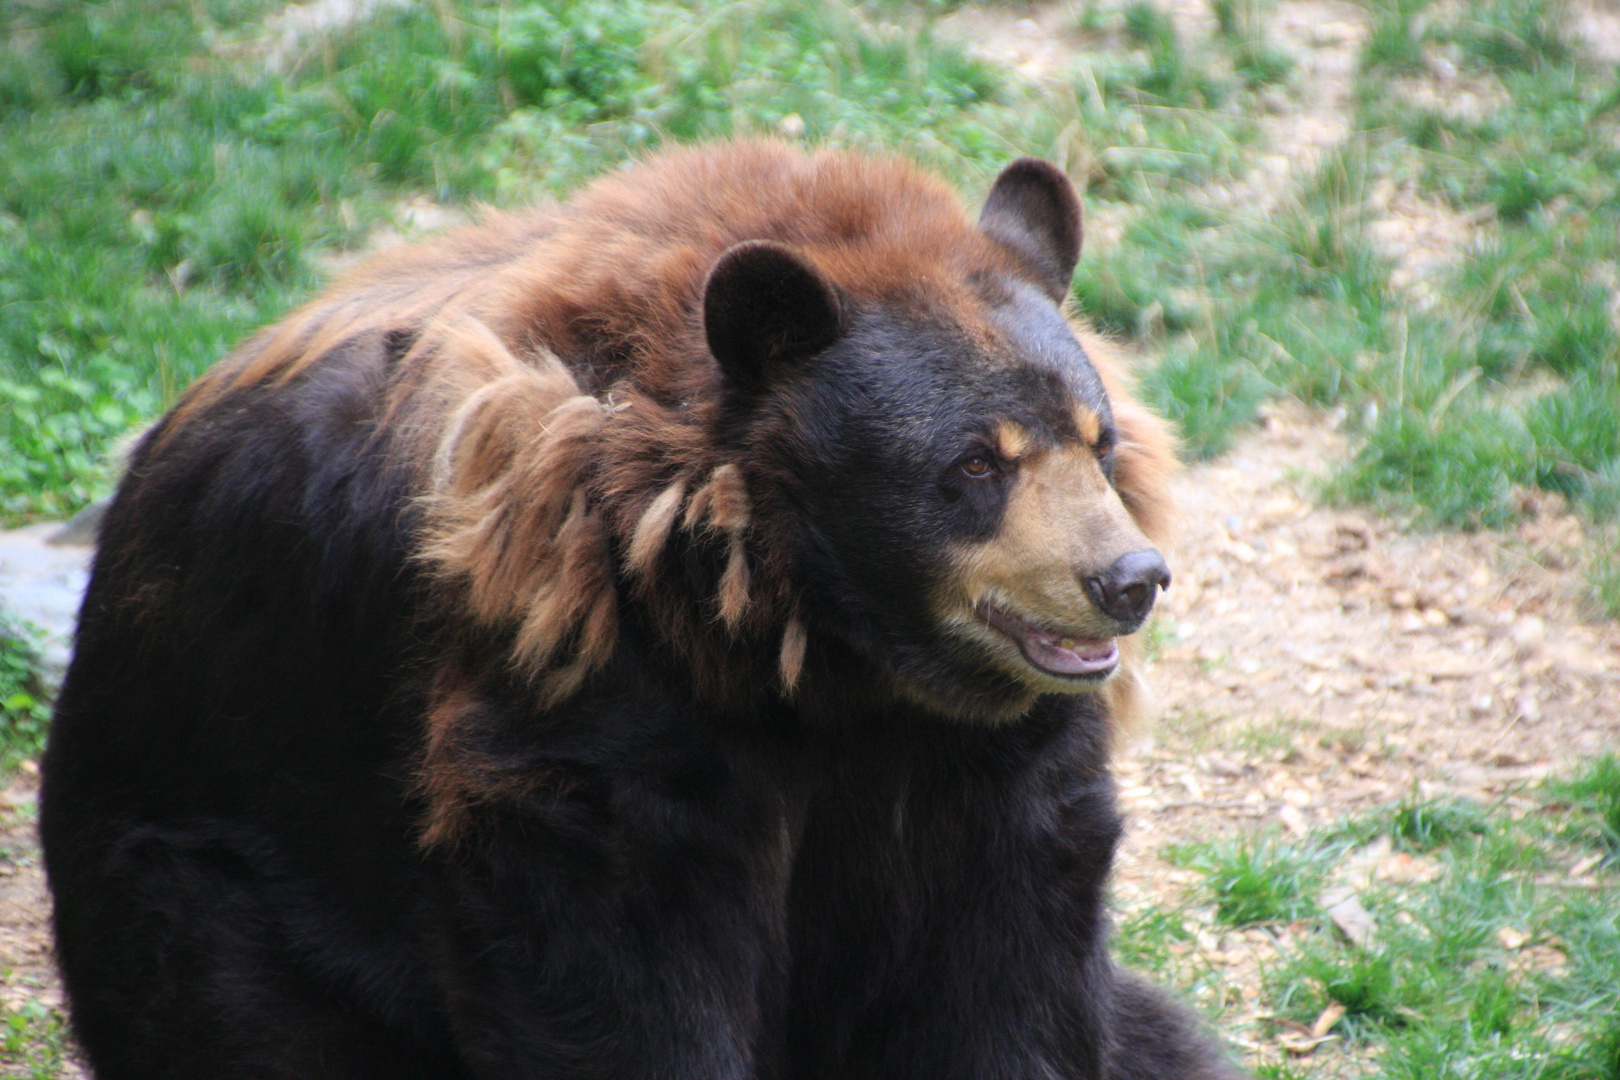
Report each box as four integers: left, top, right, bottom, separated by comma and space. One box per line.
41, 140, 1243, 1080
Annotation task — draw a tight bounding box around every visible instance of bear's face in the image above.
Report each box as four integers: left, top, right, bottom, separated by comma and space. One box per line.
701, 157, 1169, 719
764, 286, 1164, 715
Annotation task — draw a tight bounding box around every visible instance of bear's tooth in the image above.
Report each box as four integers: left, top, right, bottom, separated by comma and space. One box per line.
1059, 637, 1077, 650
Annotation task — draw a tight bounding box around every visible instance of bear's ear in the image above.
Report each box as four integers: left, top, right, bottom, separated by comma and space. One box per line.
704, 240, 843, 392
978, 158, 1083, 304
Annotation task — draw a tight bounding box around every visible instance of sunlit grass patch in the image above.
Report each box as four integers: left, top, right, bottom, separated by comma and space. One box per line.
1546, 754, 1620, 861
0, 0, 1056, 523
0, 613, 51, 777
1142, 340, 1271, 459
1441, 0, 1573, 72
1358, 0, 1430, 74
1154, 772, 1620, 1074
1115, 902, 1198, 972
1324, 404, 1525, 528
1587, 532, 1620, 620
1388, 795, 1488, 852
1165, 833, 1327, 927
1277, 0, 1620, 539
0, 996, 73, 1080
1208, 0, 1295, 88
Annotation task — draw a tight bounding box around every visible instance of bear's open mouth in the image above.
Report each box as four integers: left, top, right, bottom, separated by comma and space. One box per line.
978, 602, 1118, 679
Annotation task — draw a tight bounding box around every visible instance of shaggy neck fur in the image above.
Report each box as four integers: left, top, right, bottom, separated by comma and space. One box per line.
190, 140, 1176, 727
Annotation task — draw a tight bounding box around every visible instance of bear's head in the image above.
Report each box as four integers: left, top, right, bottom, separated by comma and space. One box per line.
408, 143, 1176, 726
691, 158, 1172, 721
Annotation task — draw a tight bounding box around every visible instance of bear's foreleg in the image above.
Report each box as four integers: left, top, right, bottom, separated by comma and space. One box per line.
774, 701, 1247, 1080
423, 673, 802, 1079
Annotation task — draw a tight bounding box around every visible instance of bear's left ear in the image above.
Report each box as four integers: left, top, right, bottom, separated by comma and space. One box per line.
978, 158, 1083, 304
704, 240, 844, 392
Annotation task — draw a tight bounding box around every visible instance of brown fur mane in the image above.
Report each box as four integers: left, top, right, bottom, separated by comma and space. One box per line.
180, 140, 1176, 728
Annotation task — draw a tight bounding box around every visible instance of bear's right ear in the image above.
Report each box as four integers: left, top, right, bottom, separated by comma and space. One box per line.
978, 158, 1083, 304
704, 240, 843, 392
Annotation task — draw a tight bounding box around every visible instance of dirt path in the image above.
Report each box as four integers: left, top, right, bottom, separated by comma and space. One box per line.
1111, 404, 1619, 1065
929, 1, 1620, 830
0, 782, 70, 1076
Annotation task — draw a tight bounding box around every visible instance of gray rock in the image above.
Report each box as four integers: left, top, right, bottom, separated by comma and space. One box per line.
0, 523, 94, 682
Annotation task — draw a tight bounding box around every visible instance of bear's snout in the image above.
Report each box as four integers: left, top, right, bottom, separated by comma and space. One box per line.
1084, 548, 1170, 630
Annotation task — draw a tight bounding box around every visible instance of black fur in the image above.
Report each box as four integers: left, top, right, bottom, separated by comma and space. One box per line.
41, 157, 1245, 1079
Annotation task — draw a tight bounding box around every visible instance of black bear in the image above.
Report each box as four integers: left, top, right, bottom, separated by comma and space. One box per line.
42, 140, 1243, 1080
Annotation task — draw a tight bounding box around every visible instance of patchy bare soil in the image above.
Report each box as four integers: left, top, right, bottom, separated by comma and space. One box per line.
1111, 403, 1618, 1067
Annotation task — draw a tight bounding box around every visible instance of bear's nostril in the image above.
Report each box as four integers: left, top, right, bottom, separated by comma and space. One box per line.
1087, 549, 1170, 627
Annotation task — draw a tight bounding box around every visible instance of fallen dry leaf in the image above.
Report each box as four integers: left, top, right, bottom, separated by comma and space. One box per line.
1311, 1001, 1348, 1038
1326, 893, 1377, 949
1279, 1032, 1338, 1057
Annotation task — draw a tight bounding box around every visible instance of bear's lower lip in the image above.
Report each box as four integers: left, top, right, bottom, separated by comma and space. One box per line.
978, 603, 1118, 679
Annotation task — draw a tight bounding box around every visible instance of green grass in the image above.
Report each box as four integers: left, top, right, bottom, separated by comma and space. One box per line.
1115, 902, 1194, 968
1165, 833, 1327, 926
1588, 532, 1620, 619
0, 996, 72, 1080
1158, 770, 1620, 1075
1321, 0, 1620, 531
1359, 0, 1430, 74
0, 614, 50, 776
0, 0, 1055, 524
1062, 0, 1620, 540
1546, 753, 1620, 860
10, 0, 1620, 550
1388, 794, 1488, 852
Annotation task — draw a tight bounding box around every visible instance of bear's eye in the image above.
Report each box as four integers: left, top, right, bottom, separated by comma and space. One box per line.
1094, 429, 1116, 463
960, 454, 996, 479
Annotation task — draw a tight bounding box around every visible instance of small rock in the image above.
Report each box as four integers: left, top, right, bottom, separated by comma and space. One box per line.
1200, 753, 1247, 778
46, 499, 108, 547
1326, 893, 1376, 948
1511, 616, 1546, 659
1376, 852, 1442, 883
1222, 540, 1260, 565
1570, 854, 1602, 877
1333, 519, 1373, 552
1279, 804, 1309, 837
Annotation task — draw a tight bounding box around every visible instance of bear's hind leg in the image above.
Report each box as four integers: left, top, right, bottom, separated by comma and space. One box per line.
1106, 971, 1248, 1080
51, 821, 466, 1080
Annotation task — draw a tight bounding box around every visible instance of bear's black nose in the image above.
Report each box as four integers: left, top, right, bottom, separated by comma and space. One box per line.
1085, 549, 1171, 628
